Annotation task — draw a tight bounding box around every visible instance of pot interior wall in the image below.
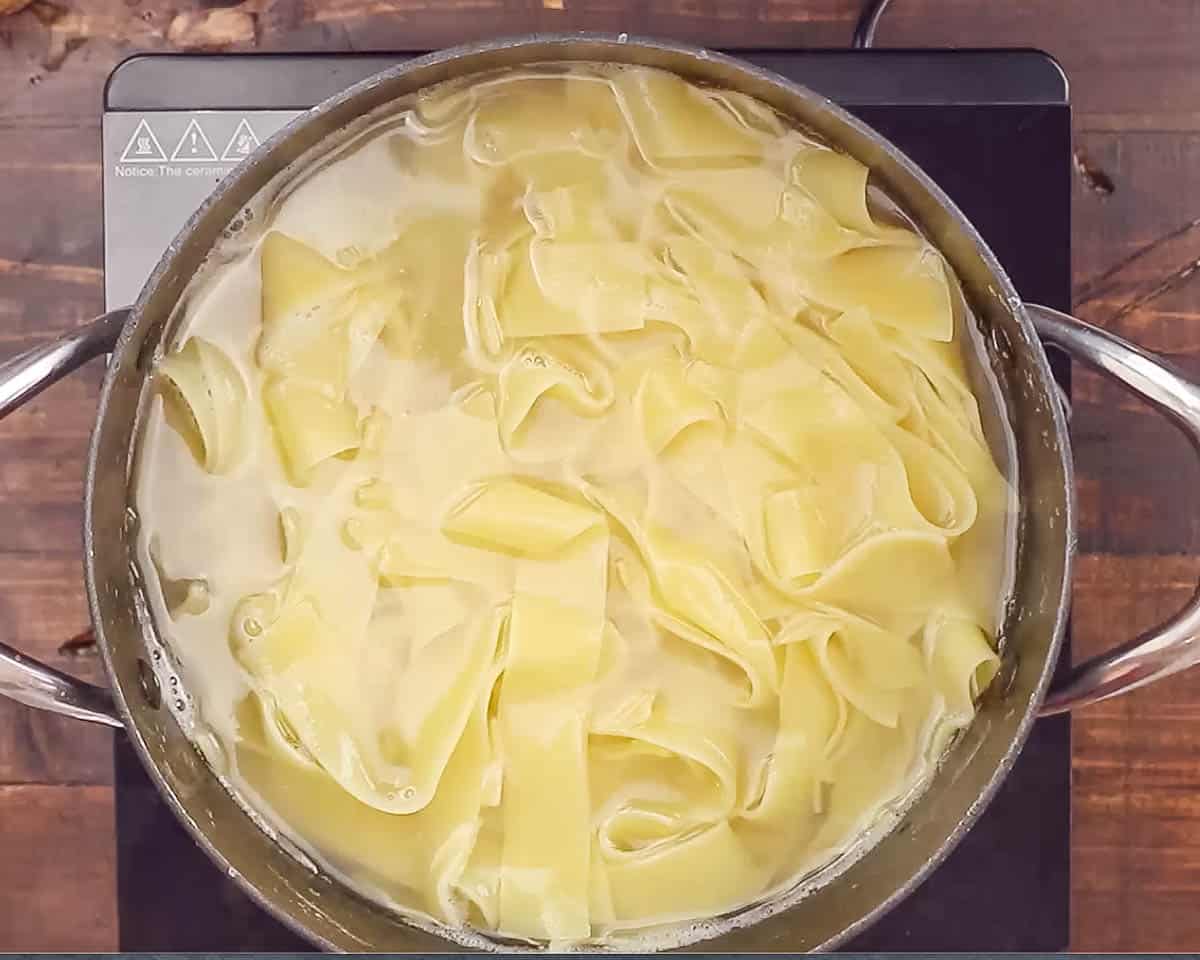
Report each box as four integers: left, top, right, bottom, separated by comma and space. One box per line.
86, 37, 1072, 952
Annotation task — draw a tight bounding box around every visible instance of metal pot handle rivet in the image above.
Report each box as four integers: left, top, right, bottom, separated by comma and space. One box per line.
0, 311, 128, 728
1029, 303, 1200, 715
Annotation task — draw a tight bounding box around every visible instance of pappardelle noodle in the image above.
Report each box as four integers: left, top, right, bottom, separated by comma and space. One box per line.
137, 64, 1014, 947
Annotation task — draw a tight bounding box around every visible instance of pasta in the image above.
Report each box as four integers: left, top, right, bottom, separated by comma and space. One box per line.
156, 336, 248, 475
136, 63, 1014, 948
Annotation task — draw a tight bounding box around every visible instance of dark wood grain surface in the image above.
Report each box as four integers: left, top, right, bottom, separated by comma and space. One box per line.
2, 0, 1199, 951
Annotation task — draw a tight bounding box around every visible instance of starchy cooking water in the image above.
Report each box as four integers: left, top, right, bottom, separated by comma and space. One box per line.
132, 63, 1017, 949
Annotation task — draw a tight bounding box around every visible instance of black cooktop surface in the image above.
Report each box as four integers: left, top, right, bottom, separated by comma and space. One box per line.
108, 48, 1072, 952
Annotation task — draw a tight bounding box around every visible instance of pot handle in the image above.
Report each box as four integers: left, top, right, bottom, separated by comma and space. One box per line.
1027, 303, 1200, 715
0, 310, 128, 728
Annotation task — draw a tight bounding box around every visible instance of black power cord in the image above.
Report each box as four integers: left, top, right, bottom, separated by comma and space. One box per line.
852, 0, 895, 49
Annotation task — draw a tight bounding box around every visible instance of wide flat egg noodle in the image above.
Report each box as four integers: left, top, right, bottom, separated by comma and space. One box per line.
230, 512, 508, 817
157, 336, 248, 475
496, 589, 601, 941
147, 63, 1014, 946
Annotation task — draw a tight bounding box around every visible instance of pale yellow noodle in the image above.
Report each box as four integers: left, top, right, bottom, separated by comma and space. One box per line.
141, 64, 1011, 946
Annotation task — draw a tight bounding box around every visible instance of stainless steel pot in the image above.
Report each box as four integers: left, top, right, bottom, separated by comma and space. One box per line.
3, 35, 1199, 952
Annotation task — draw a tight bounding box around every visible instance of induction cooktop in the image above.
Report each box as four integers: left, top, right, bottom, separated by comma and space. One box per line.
102, 48, 1072, 952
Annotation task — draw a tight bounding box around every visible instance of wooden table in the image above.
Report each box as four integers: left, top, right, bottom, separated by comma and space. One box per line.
2, 0, 1199, 950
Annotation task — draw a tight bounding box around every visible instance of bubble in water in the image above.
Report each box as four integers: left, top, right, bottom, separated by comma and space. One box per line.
174, 698, 186, 711
336, 244, 363, 267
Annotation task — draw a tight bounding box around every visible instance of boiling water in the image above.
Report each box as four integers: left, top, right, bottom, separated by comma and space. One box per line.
131, 63, 1017, 950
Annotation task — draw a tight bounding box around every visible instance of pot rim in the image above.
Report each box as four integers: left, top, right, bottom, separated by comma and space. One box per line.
84, 32, 1074, 952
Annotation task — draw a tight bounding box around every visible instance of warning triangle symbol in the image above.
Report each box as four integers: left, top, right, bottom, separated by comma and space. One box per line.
170, 118, 218, 163
119, 118, 167, 163
221, 118, 261, 162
